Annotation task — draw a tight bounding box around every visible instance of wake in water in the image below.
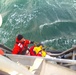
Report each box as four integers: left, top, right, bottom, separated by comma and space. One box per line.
39, 19, 76, 29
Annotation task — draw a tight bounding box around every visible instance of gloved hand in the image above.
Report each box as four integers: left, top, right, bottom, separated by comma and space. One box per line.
30, 41, 34, 44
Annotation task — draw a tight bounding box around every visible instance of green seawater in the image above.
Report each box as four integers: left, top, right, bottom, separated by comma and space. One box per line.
0, 0, 76, 51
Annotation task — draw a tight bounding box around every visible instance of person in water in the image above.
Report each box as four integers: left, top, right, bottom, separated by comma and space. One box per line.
12, 34, 34, 55
29, 43, 47, 57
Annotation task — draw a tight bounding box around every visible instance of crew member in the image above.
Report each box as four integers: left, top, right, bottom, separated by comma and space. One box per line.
12, 34, 34, 55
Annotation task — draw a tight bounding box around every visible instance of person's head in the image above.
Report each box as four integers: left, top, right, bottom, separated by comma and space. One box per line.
17, 34, 25, 42
37, 43, 44, 49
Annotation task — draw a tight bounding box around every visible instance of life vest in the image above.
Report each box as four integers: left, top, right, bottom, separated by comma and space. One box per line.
33, 46, 42, 54
41, 50, 46, 57
33, 45, 46, 57
12, 38, 30, 54
33, 46, 42, 57
36, 50, 42, 56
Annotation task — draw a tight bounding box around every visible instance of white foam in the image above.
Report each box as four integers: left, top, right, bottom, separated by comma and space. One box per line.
39, 19, 75, 30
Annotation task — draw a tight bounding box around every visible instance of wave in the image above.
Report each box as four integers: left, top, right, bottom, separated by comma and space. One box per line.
0, 0, 76, 51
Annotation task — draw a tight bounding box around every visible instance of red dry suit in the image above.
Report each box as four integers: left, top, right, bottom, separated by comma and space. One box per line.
29, 46, 42, 57
29, 46, 36, 56
12, 38, 31, 54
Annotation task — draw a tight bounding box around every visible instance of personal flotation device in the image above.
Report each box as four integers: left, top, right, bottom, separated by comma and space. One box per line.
12, 38, 30, 55
33, 46, 42, 57
33, 45, 46, 57
33, 46, 42, 54
41, 50, 46, 57
12, 38, 24, 54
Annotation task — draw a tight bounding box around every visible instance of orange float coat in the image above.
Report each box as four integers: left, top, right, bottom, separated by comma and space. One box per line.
12, 38, 30, 54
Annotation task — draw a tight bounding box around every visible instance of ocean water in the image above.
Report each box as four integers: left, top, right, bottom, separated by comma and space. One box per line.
0, 0, 76, 51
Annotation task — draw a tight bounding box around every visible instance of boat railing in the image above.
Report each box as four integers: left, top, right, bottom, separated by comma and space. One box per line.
0, 43, 76, 60
0, 43, 76, 70
47, 45, 76, 70
48, 45, 76, 60
0, 43, 12, 53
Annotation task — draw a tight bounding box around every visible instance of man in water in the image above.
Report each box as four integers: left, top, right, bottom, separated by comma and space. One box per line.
29, 43, 47, 57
